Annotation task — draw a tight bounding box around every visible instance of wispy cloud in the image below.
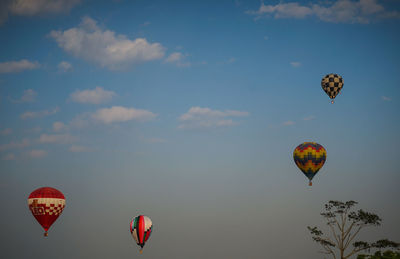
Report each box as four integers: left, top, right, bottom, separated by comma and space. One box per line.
165, 52, 191, 67
70, 87, 116, 104
247, 2, 313, 19
92, 106, 157, 124
39, 134, 76, 144
9, 0, 81, 16
381, 96, 392, 101
178, 107, 249, 129
290, 61, 301, 67
28, 149, 47, 158
58, 61, 72, 72
283, 120, 295, 126
11, 89, 37, 103
217, 57, 237, 65
1, 0, 81, 25
226, 57, 236, 64
140, 21, 151, 27
50, 17, 165, 69
53, 122, 66, 132
165, 52, 183, 63
0, 128, 12, 136
0, 59, 40, 73
247, 0, 400, 24
303, 115, 316, 121
0, 139, 30, 151
2, 153, 15, 160
20, 107, 59, 119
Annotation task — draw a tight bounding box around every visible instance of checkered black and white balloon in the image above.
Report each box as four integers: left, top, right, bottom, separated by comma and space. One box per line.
321, 74, 343, 103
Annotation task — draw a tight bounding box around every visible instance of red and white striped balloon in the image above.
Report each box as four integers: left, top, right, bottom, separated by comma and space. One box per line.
130, 215, 152, 253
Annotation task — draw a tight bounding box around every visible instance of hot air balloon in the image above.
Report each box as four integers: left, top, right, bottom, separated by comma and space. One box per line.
293, 142, 326, 186
321, 73, 343, 103
130, 215, 152, 254
28, 187, 65, 236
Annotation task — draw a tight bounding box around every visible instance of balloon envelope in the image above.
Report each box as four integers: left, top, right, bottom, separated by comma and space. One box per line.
321, 74, 343, 102
293, 142, 326, 185
28, 187, 65, 236
130, 215, 152, 250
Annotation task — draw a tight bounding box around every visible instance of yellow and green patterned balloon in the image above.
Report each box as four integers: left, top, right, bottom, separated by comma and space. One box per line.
293, 142, 326, 186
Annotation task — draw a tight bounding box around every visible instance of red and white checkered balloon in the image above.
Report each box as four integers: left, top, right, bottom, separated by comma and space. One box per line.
28, 187, 66, 236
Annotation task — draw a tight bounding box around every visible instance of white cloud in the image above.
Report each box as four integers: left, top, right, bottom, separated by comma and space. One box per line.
0, 139, 30, 151
290, 61, 301, 67
70, 87, 116, 104
0, 59, 40, 73
50, 17, 166, 69
1, 0, 81, 25
28, 149, 47, 158
178, 107, 249, 129
20, 107, 59, 119
0, 128, 12, 136
248, 2, 313, 19
165, 52, 191, 67
9, 0, 81, 16
247, 0, 399, 24
381, 96, 392, 101
58, 61, 72, 72
303, 115, 316, 121
53, 121, 65, 132
283, 120, 295, 126
92, 106, 157, 124
312, 0, 385, 23
2, 153, 15, 160
39, 133, 76, 144
69, 145, 90, 152
166, 52, 183, 63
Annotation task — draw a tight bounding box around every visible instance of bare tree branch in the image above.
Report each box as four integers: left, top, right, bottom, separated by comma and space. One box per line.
344, 226, 363, 250
307, 201, 397, 259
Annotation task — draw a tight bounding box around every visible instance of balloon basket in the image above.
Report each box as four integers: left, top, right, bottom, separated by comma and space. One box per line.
309, 181, 312, 186
331, 100, 334, 104
44, 232, 48, 237
139, 249, 143, 254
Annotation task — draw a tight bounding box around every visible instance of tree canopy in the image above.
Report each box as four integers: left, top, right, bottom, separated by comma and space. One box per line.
307, 200, 399, 259
357, 250, 400, 259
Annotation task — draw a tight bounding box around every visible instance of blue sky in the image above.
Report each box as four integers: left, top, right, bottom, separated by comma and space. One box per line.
0, 0, 399, 258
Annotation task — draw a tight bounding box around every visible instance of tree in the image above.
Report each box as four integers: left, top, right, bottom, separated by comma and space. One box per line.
307, 200, 399, 259
357, 250, 400, 259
